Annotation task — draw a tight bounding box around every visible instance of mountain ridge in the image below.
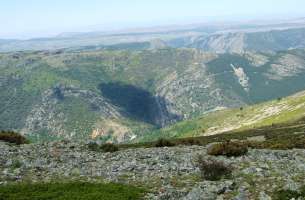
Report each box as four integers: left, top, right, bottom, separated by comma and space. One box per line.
2, 19, 305, 52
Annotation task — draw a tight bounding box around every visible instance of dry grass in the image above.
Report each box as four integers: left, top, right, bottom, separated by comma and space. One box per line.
0, 131, 29, 145
207, 141, 248, 157
197, 156, 233, 181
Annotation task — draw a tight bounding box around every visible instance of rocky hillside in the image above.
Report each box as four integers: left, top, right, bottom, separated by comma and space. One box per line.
1, 140, 305, 199
189, 28, 305, 53
1, 48, 305, 142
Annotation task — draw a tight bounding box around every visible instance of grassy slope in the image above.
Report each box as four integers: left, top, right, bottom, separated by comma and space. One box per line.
121, 116, 305, 152
138, 91, 305, 142
0, 182, 145, 200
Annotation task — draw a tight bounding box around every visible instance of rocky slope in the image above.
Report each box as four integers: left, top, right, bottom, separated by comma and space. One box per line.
1, 141, 305, 199
189, 28, 305, 53
1, 48, 305, 142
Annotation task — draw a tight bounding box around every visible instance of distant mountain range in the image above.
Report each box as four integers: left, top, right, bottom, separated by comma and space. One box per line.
1, 18, 305, 52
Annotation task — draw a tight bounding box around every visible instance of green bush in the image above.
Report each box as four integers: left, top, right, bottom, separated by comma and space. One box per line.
88, 142, 119, 153
11, 160, 23, 169
0, 182, 145, 200
154, 138, 175, 147
0, 131, 29, 145
197, 156, 233, 181
273, 186, 305, 200
207, 141, 248, 157
100, 143, 119, 152
87, 142, 100, 151
273, 189, 300, 200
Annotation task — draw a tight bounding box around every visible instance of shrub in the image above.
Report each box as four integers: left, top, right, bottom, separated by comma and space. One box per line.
87, 142, 100, 151
0, 131, 29, 145
154, 138, 175, 147
179, 138, 201, 146
197, 156, 233, 181
87, 142, 119, 153
11, 160, 23, 169
100, 143, 119, 152
273, 186, 305, 200
273, 189, 300, 200
207, 141, 248, 157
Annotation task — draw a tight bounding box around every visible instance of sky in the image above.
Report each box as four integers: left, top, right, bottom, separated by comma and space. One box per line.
1, 0, 305, 39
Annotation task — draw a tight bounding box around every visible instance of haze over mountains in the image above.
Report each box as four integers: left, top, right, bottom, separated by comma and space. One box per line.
1, 18, 305, 52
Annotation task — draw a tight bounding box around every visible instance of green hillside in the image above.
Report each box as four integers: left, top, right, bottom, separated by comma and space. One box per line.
138, 91, 305, 142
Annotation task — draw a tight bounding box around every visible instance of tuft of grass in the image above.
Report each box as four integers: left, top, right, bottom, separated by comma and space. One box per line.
197, 156, 233, 181
207, 141, 248, 157
0, 182, 146, 200
154, 138, 175, 147
273, 190, 300, 200
273, 186, 305, 200
11, 160, 23, 169
0, 131, 29, 145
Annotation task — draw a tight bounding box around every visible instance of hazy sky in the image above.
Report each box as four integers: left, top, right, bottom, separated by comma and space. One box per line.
1, 0, 305, 39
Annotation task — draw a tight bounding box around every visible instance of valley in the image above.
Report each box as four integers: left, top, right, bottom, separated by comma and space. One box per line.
1, 48, 305, 142
2, 1, 305, 200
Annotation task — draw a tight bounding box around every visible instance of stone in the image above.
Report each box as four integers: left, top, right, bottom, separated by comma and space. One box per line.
71, 168, 81, 176
259, 191, 272, 200
283, 179, 300, 191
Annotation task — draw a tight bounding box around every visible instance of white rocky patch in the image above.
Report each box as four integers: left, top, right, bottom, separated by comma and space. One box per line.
231, 64, 250, 92
266, 54, 305, 80
245, 52, 269, 67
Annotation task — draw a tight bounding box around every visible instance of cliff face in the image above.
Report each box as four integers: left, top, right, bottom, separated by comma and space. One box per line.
1, 48, 305, 142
